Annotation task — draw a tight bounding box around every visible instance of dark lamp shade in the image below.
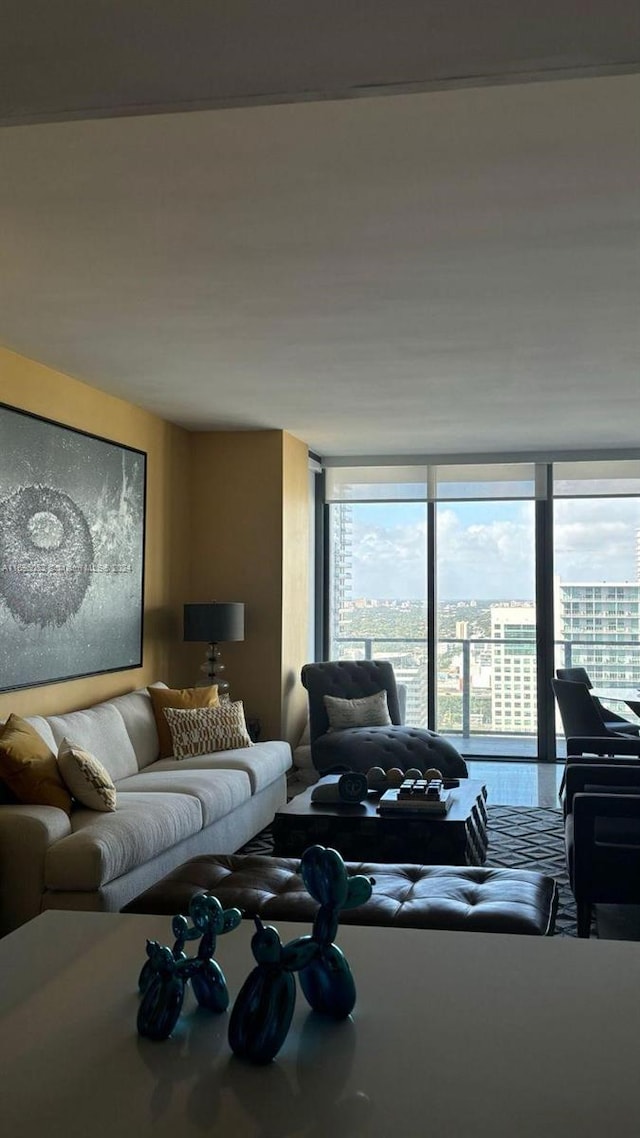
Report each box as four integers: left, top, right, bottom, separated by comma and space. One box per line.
183, 602, 245, 644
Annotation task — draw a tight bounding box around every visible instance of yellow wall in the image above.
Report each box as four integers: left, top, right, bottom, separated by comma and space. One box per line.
0, 347, 192, 721
281, 432, 310, 745
0, 350, 310, 742
190, 430, 310, 744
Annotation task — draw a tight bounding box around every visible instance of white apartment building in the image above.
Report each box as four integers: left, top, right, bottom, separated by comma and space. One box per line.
555, 580, 640, 688
330, 502, 354, 648
491, 604, 537, 733
385, 649, 429, 728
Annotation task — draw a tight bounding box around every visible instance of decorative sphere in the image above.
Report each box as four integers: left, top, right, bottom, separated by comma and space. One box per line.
405, 767, 422, 780
424, 767, 443, 782
386, 767, 405, 788
366, 766, 387, 790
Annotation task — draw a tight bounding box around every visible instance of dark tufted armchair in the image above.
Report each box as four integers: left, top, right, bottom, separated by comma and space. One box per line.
301, 660, 468, 778
564, 762, 640, 936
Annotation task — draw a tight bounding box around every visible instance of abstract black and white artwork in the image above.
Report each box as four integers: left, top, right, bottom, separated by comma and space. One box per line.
0, 403, 146, 691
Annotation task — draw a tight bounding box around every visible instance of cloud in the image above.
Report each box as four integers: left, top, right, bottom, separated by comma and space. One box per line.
554, 498, 639, 582
344, 498, 640, 600
436, 509, 535, 599
352, 521, 428, 598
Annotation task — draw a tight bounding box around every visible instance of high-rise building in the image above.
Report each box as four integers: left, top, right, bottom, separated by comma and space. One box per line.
490, 604, 537, 733
385, 648, 429, 728
330, 502, 354, 654
555, 581, 640, 687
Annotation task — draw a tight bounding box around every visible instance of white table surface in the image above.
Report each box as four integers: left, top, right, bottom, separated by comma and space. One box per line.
592, 687, 640, 707
2, 910, 640, 1138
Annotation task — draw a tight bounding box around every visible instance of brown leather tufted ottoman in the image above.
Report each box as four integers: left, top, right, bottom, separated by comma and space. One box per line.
123, 854, 558, 935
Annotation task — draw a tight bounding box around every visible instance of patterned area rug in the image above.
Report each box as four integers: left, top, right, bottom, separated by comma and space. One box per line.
239, 804, 640, 939
485, 806, 640, 940
483, 805, 578, 937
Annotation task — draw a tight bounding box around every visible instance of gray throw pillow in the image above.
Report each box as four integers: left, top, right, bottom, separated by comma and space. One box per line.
323, 690, 392, 731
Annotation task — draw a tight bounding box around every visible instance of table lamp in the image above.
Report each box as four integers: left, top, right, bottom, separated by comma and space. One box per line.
183, 601, 245, 698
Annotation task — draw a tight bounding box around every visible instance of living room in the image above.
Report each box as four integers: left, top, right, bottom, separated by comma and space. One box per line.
1, 6, 638, 744
1, 4, 640, 1133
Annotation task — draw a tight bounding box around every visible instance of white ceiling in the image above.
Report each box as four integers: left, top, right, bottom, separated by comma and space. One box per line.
1, 4, 639, 458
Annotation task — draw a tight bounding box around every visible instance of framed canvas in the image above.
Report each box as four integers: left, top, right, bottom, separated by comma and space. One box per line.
0, 403, 147, 692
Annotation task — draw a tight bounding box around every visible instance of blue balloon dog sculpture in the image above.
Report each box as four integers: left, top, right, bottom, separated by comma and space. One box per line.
298, 844, 373, 1019
136, 845, 373, 1060
228, 845, 373, 1063
137, 892, 242, 1041
227, 918, 318, 1064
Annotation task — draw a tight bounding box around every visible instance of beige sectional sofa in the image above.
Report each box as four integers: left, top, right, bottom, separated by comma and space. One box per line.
0, 683, 291, 935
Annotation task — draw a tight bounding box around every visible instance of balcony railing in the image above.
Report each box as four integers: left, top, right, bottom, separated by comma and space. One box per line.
331, 634, 640, 740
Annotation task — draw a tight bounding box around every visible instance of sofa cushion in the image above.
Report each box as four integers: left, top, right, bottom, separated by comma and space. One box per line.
164, 701, 253, 757
45, 792, 203, 891
108, 688, 160, 770
150, 739, 292, 794
57, 738, 117, 813
0, 714, 72, 814
46, 704, 139, 782
147, 684, 219, 759
22, 716, 59, 753
116, 767, 251, 826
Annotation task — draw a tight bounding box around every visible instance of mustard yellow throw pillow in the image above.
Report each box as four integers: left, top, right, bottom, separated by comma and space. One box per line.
58, 738, 117, 812
0, 714, 72, 813
147, 685, 219, 758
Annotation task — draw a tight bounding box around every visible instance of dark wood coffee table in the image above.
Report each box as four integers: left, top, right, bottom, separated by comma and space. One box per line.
273, 779, 489, 866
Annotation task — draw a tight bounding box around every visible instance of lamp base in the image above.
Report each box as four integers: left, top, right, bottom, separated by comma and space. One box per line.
200, 643, 231, 699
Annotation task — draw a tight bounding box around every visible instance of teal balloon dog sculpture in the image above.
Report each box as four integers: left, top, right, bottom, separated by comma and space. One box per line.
136, 845, 373, 1059
298, 844, 373, 1020
227, 918, 318, 1064
137, 893, 242, 1040
228, 846, 373, 1062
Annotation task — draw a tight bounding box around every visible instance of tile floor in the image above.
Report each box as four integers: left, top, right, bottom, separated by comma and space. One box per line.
466, 759, 564, 808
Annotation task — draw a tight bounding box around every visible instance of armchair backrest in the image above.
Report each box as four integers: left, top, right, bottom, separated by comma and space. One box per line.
551, 677, 610, 738
556, 666, 592, 688
301, 660, 402, 744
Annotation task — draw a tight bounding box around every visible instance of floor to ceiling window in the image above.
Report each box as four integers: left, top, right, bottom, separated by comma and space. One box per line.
436, 498, 537, 753
327, 475, 429, 725
323, 457, 640, 760
552, 461, 640, 728
432, 463, 538, 755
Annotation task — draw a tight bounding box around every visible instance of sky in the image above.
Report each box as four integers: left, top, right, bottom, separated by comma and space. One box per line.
346, 498, 640, 601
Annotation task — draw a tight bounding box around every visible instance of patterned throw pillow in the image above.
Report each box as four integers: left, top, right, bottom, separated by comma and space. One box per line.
164, 702, 254, 758
323, 690, 392, 731
147, 685, 219, 758
57, 738, 117, 812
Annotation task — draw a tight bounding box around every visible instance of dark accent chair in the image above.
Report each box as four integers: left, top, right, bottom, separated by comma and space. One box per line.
564, 762, 640, 937
301, 659, 468, 778
552, 678, 640, 798
556, 666, 640, 735
552, 678, 639, 750
558, 734, 640, 807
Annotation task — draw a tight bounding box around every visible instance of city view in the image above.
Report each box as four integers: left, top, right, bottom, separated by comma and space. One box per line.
328, 490, 640, 748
